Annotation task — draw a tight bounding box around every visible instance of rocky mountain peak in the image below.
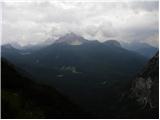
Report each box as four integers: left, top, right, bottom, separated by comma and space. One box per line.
103, 40, 121, 47
55, 33, 88, 45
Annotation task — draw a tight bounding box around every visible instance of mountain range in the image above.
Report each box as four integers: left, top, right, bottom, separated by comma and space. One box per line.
1, 33, 158, 118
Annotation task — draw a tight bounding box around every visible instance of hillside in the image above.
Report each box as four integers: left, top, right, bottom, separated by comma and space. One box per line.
1, 58, 87, 119
117, 52, 159, 119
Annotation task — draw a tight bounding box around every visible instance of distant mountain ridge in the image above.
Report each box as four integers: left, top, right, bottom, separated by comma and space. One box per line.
122, 42, 158, 58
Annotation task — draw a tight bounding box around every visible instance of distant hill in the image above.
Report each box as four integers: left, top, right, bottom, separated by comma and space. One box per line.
1, 58, 87, 119
122, 42, 158, 58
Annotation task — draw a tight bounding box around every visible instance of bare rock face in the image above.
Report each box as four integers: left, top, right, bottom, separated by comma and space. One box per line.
54, 33, 88, 45
116, 52, 158, 119
130, 52, 159, 109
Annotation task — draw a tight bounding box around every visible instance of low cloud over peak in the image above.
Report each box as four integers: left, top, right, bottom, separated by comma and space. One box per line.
2, 0, 159, 47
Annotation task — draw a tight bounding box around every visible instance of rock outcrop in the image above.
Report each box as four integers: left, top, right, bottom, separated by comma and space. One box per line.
117, 52, 159, 119
130, 52, 159, 108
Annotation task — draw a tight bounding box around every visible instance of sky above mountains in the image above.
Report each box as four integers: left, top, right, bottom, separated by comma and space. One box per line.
1, 0, 159, 47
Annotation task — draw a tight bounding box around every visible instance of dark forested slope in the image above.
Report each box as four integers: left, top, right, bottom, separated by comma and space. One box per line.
1, 58, 86, 119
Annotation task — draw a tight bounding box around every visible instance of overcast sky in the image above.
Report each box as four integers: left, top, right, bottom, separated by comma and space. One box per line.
1, 0, 159, 47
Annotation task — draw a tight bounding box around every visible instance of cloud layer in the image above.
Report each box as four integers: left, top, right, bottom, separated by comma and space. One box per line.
2, 0, 159, 47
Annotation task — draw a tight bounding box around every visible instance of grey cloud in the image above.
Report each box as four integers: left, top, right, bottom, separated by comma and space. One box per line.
129, 1, 158, 12
2, 1, 159, 47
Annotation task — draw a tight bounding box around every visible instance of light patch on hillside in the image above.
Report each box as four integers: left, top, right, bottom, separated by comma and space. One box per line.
68, 40, 83, 45
60, 66, 81, 74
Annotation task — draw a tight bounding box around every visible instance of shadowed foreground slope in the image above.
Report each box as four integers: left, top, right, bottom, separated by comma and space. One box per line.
1, 58, 88, 119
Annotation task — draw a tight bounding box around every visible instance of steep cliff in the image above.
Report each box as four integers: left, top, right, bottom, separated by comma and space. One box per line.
131, 52, 159, 109
117, 52, 159, 119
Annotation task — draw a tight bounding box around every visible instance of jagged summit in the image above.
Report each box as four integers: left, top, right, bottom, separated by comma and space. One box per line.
103, 40, 121, 47
55, 33, 88, 45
